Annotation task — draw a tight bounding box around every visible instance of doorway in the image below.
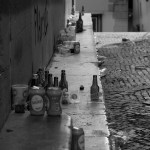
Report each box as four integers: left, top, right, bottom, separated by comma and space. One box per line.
128, 0, 133, 31
92, 14, 102, 32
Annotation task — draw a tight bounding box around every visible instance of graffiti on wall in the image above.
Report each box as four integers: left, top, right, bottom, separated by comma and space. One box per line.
34, 0, 48, 44
0, 14, 3, 56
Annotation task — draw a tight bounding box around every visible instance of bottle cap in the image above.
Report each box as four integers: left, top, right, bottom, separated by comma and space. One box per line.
45, 70, 49, 74
80, 85, 84, 90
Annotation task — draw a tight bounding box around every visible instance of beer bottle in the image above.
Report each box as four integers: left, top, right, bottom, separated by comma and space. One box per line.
71, 5, 75, 15
54, 76, 59, 87
59, 70, 68, 91
44, 70, 49, 89
37, 68, 45, 87
76, 12, 83, 33
31, 74, 39, 87
59, 70, 69, 104
90, 75, 99, 101
81, 6, 84, 16
47, 73, 53, 88
46, 77, 62, 116
27, 73, 39, 111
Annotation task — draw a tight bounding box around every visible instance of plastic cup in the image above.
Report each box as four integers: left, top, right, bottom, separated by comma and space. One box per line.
12, 84, 28, 105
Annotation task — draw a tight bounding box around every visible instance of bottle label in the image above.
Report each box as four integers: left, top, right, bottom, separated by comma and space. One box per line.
51, 96, 61, 112
62, 89, 69, 103
31, 95, 44, 112
55, 102, 60, 111
78, 135, 84, 150
91, 92, 100, 100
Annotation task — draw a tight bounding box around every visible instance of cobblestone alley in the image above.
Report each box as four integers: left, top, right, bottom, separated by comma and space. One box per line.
95, 33, 150, 150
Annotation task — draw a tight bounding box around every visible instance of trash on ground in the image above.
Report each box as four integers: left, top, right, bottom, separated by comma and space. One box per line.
70, 90, 80, 104
80, 85, 84, 90
99, 68, 107, 78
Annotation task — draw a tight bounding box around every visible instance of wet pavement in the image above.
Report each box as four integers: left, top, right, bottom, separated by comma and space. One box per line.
0, 13, 110, 150
48, 14, 110, 150
95, 32, 150, 150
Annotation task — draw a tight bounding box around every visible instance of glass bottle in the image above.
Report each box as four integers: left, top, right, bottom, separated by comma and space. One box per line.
59, 70, 69, 104
46, 77, 62, 116
90, 75, 99, 101
37, 68, 45, 87
27, 73, 39, 111
81, 6, 84, 16
54, 77, 59, 87
79, 12, 82, 21
44, 70, 49, 89
76, 12, 83, 33
31, 74, 39, 87
71, 5, 75, 15
59, 70, 68, 91
47, 73, 53, 88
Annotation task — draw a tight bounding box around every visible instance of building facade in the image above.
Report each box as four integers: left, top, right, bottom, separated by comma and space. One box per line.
76, 0, 129, 32
132, 0, 150, 31
76, 0, 150, 32
0, 0, 72, 130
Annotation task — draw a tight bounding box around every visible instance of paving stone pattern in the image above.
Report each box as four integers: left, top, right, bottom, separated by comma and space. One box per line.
95, 33, 150, 150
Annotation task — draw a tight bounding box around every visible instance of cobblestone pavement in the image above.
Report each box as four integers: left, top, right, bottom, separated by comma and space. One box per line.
95, 32, 150, 150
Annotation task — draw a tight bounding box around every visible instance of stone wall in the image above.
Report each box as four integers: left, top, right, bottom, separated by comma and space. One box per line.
0, 0, 67, 130
0, 0, 11, 132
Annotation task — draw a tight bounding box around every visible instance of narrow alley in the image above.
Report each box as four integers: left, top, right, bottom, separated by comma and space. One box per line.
0, 13, 110, 150
1, 1, 150, 150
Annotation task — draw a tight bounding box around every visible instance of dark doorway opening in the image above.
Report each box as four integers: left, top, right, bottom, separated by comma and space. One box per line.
128, 0, 133, 31
92, 14, 102, 32
72, 0, 74, 6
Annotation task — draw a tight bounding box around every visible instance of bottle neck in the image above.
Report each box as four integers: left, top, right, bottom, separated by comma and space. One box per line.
92, 75, 98, 85
31, 78, 37, 86
79, 13, 82, 20
61, 70, 66, 80
61, 72, 66, 81
82, 6, 84, 11
54, 77, 58, 87
31, 74, 38, 86
45, 73, 49, 82
48, 74, 53, 87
